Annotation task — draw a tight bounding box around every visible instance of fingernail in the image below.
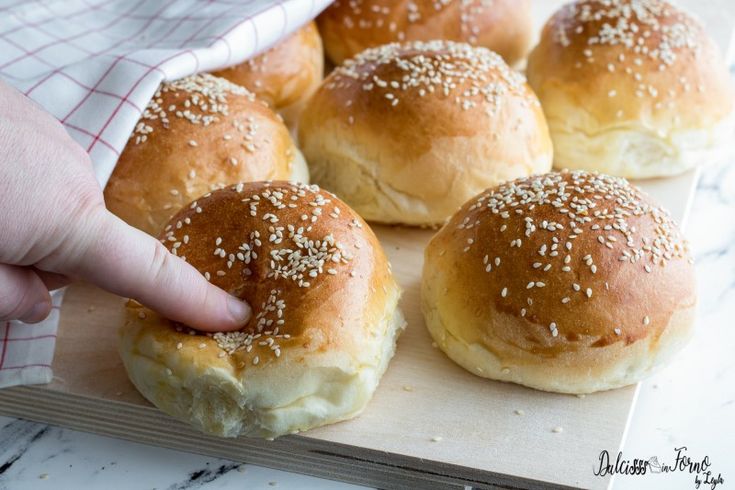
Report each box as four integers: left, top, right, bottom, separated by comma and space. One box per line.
19, 301, 52, 324
226, 296, 252, 325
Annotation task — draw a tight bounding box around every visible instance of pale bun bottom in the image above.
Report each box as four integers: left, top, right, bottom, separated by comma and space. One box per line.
290, 148, 310, 184
309, 141, 551, 227
119, 293, 405, 438
421, 281, 695, 395
549, 111, 735, 179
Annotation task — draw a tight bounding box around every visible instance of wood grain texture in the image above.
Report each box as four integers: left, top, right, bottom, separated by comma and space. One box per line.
1, 0, 733, 487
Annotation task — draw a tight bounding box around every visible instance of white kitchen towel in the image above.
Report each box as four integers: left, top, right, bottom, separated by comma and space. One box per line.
0, 0, 332, 388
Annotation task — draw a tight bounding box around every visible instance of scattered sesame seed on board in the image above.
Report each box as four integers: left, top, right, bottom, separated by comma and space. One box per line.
552, 427, 564, 434
431, 436, 443, 442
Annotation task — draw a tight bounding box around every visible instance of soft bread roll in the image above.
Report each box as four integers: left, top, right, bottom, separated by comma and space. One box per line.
104, 74, 308, 235
422, 170, 696, 394
526, 0, 735, 178
118, 181, 405, 438
213, 22, 324, 129
299, 40, 553, 227
318, 0, 532, 66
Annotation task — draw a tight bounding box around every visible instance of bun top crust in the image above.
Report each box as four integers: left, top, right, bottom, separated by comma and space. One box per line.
320, 39, 529, 118
425, 170, 696, 355
104, 74, 296, 235
156, 181, 397, 367
318, 0, 532, 65
213, 22, 323, 111
527, 0, 734, 127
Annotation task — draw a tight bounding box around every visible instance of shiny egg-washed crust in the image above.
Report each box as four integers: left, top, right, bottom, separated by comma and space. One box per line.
118, 182, 404, 438
104, 74, 306, 236
214, 22, 324, 129
318, 0, 532, 66
526, 0, 735, 178
422, 170, 696, 394
299, 40, 553, 227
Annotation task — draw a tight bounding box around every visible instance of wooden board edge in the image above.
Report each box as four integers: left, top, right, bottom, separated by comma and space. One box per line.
0, 386, 585, 490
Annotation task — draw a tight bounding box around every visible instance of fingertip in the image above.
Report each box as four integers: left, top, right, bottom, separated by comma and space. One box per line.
226, 295, 252, 327
18, 300, 52, 324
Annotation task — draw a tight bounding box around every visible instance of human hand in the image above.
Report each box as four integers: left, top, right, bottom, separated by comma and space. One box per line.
0, 80, 251, 330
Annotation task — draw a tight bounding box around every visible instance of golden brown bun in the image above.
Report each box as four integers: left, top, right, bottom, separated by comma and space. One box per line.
526, 0, 735, 178
118, 181, 405, 438
104, 74, 307, 236
299, 40, 553, 227
213, 22, 324, 129
422, 170, 696, 394
318, 0, 532, 66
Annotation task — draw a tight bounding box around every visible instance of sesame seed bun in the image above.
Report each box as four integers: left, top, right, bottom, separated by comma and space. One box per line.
118, 181, 405, 438
317, 0, 533, 66
298, 40, 553, 227
526, 0, 735, 178
213, 22, 324, 130
104, 74, 308, 236
421, 170, 696, 394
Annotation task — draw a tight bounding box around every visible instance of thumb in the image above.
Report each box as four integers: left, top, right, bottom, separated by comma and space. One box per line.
62, 207, 251, 332
0, 264, 52, 323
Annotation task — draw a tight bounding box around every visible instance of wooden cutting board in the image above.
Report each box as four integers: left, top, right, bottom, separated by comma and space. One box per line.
0, 1, 732, 489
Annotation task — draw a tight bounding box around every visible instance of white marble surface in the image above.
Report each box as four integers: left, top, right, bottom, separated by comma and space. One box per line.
1, 159, 733, 489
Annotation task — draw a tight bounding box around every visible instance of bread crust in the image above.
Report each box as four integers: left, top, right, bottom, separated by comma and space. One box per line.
214, 22, 324, 128
526, 0, 735, 178
318, 0, 532, 66
421, 170, 696, 393
104, 74, 302, 235
118, 182, 405, 437
299, 40, 553, 226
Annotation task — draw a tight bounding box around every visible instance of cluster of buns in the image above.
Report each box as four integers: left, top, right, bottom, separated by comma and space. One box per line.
112, 0, 715, 439
527, 0, 735, 178
118, 182, 405, 438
